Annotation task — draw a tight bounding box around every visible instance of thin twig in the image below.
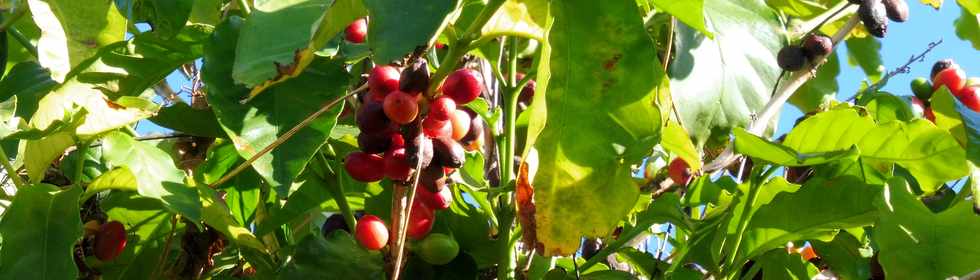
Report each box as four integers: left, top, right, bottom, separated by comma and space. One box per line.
153, 215, 179, 279
845, 39, 943, 102
702, 15, 861, 174
207, 84, 366, 188
390, 125, 426, 280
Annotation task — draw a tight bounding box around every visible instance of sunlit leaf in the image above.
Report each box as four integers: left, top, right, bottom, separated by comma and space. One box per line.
26, 0, 127, 82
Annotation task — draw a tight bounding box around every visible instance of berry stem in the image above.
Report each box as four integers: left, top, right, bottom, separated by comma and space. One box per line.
424, 0, 507, 98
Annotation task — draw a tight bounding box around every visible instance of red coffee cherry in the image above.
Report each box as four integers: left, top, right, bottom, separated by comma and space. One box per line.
442, 69, 483, 105
428, 96, 456, 121
418, 184, 452, 210
422, 116, 453, 139
668, 158, 692, 186
355, 215, 388, 250
384, 147, 412, 181
407, 199, 435, 240
94, 221, 128, 261
383, 90, 419, 124
344, 152, 385, 182
958, 86, 980, 112
933, 67, 967, 95
345, 18, 367, 43
369, 65, 401, 97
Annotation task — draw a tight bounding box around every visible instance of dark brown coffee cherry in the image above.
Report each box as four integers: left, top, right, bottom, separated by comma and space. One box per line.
404, 127, 433, 169
420, 164, 448, 192
432, 137, 465, 168
357, 101, 391, 134
882, 0, 908, 22
399, 59, 430, 94
931, 59, 958, 80
859, 0, 888, 38
847, 0, 862, 4
357, 131, 397, 154
459, 109, 484, 147
802, 34, 833, 59
777, 46, 807, 71
322, 214, 350, 237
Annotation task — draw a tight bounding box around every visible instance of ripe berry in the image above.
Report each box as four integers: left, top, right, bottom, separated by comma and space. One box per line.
418, 185, 452, 210
383, 90, 419, 124
322, 214, 350, 237
399, 59, 430, 94
931, 59, 959, 80
858, 0, 888, 38
777, 46, 807, 71
344, 152, 385, 182
407, 199, 435, 240
369, 65, 400, 97
442, 69, 483, 104
415, 233, 459, 265
384, 148, 413, 181
355, 215, 388, 250
799, 245, 819, 261
345, 18, 367, 43
422, 116, 453, 139
450, 109, 471, 141
668, 158, 692, 186
958, 86, 980, 112
356, 101, 391, 134
432, 137, 466, 168
428, 96, 456, 121
802, 34, 833, 59
910, 77, 933, 101
420, 164, 447, 192
94, 221, 127, 261
933, 67, 967, 94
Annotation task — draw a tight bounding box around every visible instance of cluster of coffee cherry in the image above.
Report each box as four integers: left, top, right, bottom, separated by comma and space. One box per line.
852, 0, 908, 38
910, 59, 979, 121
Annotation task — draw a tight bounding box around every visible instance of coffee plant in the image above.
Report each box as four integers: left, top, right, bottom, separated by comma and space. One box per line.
0, 0, 976, 279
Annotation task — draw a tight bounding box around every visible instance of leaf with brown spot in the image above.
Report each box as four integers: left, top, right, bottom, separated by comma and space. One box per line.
515, 161, 542, 253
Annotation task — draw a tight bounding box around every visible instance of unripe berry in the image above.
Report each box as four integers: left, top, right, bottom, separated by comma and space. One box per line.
442, 69, 483, 104
450, 109, 471, 141
383, 90, 419, 124
369, 65, 400, 97
345, 18, 367, 43
344, 152, 385, 182
910, 77, 933, 101
355, 215, 388, 250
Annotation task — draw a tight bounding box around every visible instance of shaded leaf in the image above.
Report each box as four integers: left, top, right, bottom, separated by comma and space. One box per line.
114, 0, 194, 38
232, 0, 331, 88
754, 248, 819, 279
99, 192, 182, 280
278, 232, 386, 279
810, 232, 871, 280
148, 101, 225, 138
0, 184, 82, 279
364, 0, 457, 63
669, 0, 782, 146
198, 185, 266, 252
790, 52, 839, 112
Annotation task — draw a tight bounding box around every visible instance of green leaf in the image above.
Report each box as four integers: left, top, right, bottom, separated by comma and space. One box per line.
739, 176, 881, 262
0, 62, 56, 120
734, 127, 860, 166
874, 178, 980, 279
198, 185, 267, 252
789, 52, 839, 112
204, 17, 350, 196
865, 93, 915, 123
845, 36, 883, 82
114, 0, 194, 38
858, 120, 968, 192
102, 131, 202, 221
931, 87, 968, 146
82, 167, 138, 202
0, 184, 82, 279
668, 0, 782, 146
954, 9, 980, 50
188, 0, 222, 25
481, 0, 549, 41
953, 94, 980, 165
278, 232, 386, 279
662, 121, 700, 171
651, 0, 711, 38
99, 192, 182, 279
526, 0, 664, 255
440, 184, 500, 267
232, 0, 331, 87
220, 168, 261, 226
754, 248, 819, 280
148, 101, 225, 138
810, 232, 871, 280
615, 247, 662, 278
960, 0, 980, 14
25, 0, 127, 82
364, 0, 457, 63
783, 107, 877, 153
258, 165, 370, 236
